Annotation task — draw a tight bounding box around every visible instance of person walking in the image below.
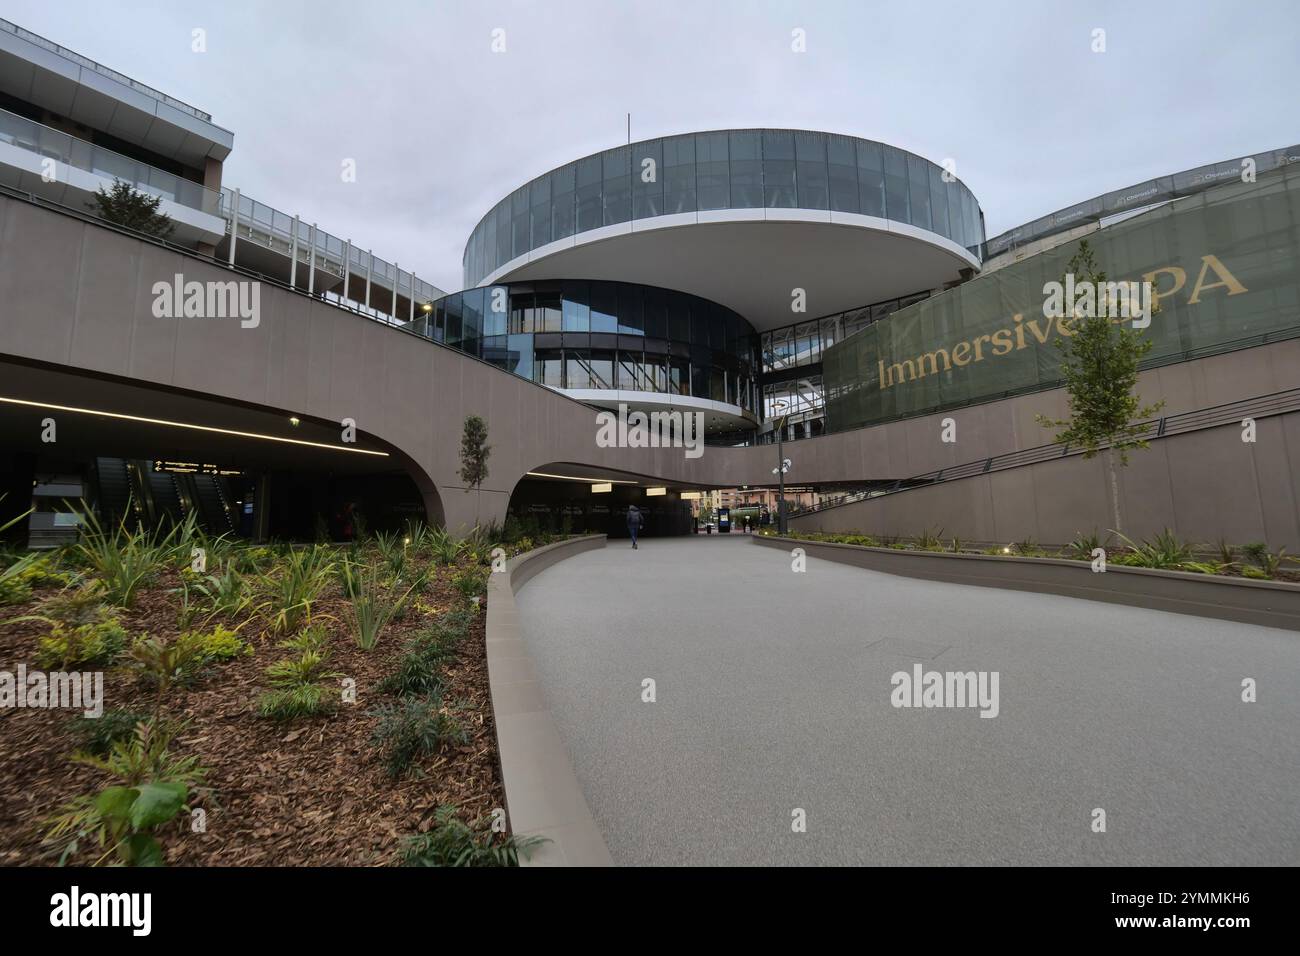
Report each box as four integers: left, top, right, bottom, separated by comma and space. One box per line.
626, 504, 644, 549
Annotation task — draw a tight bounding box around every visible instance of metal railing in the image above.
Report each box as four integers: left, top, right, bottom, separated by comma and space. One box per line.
0, 18, 218, 124
0, 107, 221, 215
800, 385, 1300, 516
219, 188, 444, 307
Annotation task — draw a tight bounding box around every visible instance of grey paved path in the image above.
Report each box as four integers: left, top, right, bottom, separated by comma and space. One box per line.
514, 536, 1300, 866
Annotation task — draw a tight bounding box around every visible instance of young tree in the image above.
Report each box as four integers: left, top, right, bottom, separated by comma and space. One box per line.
1037, 240, 1164, 533
88, 179, 175, 240
459, 415, 491, 520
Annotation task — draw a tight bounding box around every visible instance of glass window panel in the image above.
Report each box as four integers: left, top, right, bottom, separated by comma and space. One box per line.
461, 288, 483, 356
505, 334, 532, 380
590, 281, 617, 333
667, 293, 690, 342
855, 140, 885, 218
696, 132, 730, 211
444, 294, 463, 348
617, 283, 644, 334
536, 287, 562, 332
530, 176, 551, 249
494, 200, 511, 271
632, 139, 663, 220
551, 164, 576, 240
828, 135, 859, 214
663, 135, 696, 214
669, 358, 690, 395
589, 350, 614, 389
883, 146, 909, 222
483, 213, 498, 275
509, 291, 534, 334
565, 349, 591, 389
729, 131, 762, 207
483, 285, 508, 336
562, 280, 590, 331
644, 286, 667, 338
511, 187, 530, 259
762, 130, 796, 208
795, 132, 829, 210
603, 146, 631, 226
907, 154, 932, 232
576, 155, 603, 233
535, 350, 563, 388
929, 163, 950, 240
691, 361, 710, 399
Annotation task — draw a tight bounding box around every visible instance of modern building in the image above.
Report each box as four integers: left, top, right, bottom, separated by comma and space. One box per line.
2, 17, 1298, 549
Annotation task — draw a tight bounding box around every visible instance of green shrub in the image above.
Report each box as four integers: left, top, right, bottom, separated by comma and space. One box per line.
427, 528, 462, 566
43, 718, 205, 867
257, 683, 339, 721
128, 632, 212, 693
262, 546, 333, 634
378, 628, 459, 697
346, 561, 419, 650
28, 583, 111, 627
0, 574, 32, 606
74, 510, 178, 608
36, 619, 129, 670
1065, 530, 1111, 561
17, 555, 73, 589
914, 528, 945, 551
71, 708, 152, 757
452, 566, 489, 600
1114, 529, 1194, 569
370, 694, 468, 778
193, 562, 255, 619
399, 804, 547, 867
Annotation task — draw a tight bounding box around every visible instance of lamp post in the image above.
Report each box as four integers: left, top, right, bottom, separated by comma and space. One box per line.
771, 399, 791, 535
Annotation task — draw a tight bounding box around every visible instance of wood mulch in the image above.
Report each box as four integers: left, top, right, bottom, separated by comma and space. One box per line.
0, 555, 505, 866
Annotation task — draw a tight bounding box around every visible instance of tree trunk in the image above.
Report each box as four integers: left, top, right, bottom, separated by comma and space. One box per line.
1107, 447, 1122, 533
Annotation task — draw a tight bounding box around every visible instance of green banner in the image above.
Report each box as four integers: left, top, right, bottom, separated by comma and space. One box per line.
824, 167, 1300, 432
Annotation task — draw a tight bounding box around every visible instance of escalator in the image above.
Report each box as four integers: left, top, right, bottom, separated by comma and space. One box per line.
190, 473, 235, 535
94, 457, 134, 528
143, 463, 186, 529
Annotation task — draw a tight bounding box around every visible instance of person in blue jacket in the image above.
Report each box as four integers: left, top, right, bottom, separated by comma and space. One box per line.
626, 504, 643, 549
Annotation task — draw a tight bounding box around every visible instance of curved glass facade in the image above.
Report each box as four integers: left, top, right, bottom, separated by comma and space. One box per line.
408, 280, 760, 413
463, 129, 985, 287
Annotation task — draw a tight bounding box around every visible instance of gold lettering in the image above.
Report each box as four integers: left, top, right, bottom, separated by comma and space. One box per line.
917, 348, 952, 377
952, 341, 972, 366
1142, 266, 1186, 308
1187, 254, 1247, 304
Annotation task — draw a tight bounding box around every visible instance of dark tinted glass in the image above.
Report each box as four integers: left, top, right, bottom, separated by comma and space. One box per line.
663, 135, 696, 214
551, 164, 576, 240
697, 132, 729, 211
907, 153, 931, 231
762, 130, 796, 207
530, 176, 551, 249
827, 135, 858, 213
857, 140, 885, 217
883, 146, 909, 222
603, 146, 631, 226
795, 132, 829, 209
576, 155, 603, 232
729, 131, 762, 207
632, 139, 663, 219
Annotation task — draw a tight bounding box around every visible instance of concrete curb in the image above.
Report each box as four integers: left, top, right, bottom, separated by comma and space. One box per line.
485, 534, 614, 866
753, 534, 1300, 632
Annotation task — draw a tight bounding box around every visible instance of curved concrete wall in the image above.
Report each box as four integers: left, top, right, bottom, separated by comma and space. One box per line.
1, 192, 1298, 541
789, 412, 1300, 551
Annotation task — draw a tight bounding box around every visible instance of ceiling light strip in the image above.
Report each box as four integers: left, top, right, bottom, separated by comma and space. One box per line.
0, 396, 389, 457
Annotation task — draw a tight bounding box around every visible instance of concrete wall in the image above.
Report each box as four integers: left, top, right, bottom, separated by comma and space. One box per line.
2, 192, 1298, 543
790, 413, 1300, 550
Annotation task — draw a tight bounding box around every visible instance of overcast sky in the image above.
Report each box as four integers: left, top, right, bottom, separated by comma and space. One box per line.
7, 0, 1297, 292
